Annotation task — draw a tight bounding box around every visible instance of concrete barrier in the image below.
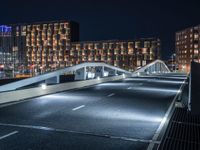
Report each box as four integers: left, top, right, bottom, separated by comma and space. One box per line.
189, 61, 200, 115
0, 75, 125, 105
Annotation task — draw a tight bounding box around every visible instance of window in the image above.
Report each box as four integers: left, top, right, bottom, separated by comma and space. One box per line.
194, 34, 199, 39
194, 50, 198, 54
21, 26, 26, 36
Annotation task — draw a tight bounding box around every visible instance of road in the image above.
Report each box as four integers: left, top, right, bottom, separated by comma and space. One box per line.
0, 73, 185, 150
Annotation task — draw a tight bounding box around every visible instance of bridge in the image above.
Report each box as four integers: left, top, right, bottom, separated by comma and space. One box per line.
0, 60, 189, 150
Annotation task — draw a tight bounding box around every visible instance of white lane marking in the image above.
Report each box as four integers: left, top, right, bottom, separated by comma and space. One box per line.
110, 136, 160, 144
72, 105, 85, 111
0, 122, 159, 144
0, 123, 54, 131
0, 131, 18, 140
107, 93, 115, 97
127, 87, 132, 89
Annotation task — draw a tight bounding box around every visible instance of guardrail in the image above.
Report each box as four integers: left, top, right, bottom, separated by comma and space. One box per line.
0, 59, 171, 105
154, 75, 189, 150
0, 62, 132, 92
0, 75, 126, 105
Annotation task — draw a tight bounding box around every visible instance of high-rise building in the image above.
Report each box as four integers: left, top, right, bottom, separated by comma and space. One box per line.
71, 39, 160, 71
176, 24, 200, 72
11, 20, 79, 74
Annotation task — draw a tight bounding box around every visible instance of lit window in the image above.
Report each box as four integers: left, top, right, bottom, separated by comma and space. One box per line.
194, 50, 198, 54
194, 34, 199, 39
194, 44, 198, 49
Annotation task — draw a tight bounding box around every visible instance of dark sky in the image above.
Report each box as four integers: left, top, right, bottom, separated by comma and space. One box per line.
0, 0, 200, 60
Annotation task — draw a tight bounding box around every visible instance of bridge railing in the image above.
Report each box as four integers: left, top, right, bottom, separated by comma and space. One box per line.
0, 60, 170, 92
134, 60, 170, 75
0, 62, 132, 92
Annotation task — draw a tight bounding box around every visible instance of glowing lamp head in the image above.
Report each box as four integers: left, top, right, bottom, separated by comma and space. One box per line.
178, 90, 182, 94
41, 83, 47, 90
122, 73, 126, 78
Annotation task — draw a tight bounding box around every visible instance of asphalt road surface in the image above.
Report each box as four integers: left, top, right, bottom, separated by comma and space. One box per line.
0, 73, 185, 150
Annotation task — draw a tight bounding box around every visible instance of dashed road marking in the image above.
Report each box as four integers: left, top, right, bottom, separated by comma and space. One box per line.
0, 122, 159, 144
72, 105, 85, 111
107, 93, 115, 97
0, 131, 18, 140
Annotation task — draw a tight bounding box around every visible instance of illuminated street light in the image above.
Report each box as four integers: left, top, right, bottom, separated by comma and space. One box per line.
122, 73, 125, 78
178, 89, 182, 94
41, 83, 47, 90
97, 76, 100, 80
182, 65, 186, 72
103, 71, 109, 77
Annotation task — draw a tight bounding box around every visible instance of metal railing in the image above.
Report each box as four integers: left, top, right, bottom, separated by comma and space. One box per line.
0, 62, 132, 92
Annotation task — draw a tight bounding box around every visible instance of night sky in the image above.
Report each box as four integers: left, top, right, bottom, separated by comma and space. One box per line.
0, 0, 200, 60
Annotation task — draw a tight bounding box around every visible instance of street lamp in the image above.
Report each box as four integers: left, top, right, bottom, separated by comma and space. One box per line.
122, 73, 126, 78
41, 83, 47, 90
182, 65, 186, 72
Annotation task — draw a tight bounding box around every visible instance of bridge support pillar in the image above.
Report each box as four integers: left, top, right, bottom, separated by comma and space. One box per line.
115, 69, 117, 75
83, 67, 87, 80
101, 66, 105, 77
56, 75, 60, 84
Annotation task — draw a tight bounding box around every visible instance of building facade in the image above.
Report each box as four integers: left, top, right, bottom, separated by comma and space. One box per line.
11, 20, 79, 74
1, 20, 161, 76
0, 25, 13, 65
71, 39, 160, 71
0, 25, 14, 78
176, 24, 200, 72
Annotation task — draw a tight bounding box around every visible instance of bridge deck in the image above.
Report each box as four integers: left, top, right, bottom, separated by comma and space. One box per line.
0, 73, 184, 150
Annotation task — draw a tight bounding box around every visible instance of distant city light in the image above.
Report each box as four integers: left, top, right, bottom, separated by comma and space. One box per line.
0, 25, 12, 33
97, 76, 100, 80
0, 64, 4, 68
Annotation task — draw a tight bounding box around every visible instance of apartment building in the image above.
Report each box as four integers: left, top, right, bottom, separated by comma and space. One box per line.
71, 39, 160, 71
11, 20, 79, 74
1, 20, 161, 75
176, 24, 200, 72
